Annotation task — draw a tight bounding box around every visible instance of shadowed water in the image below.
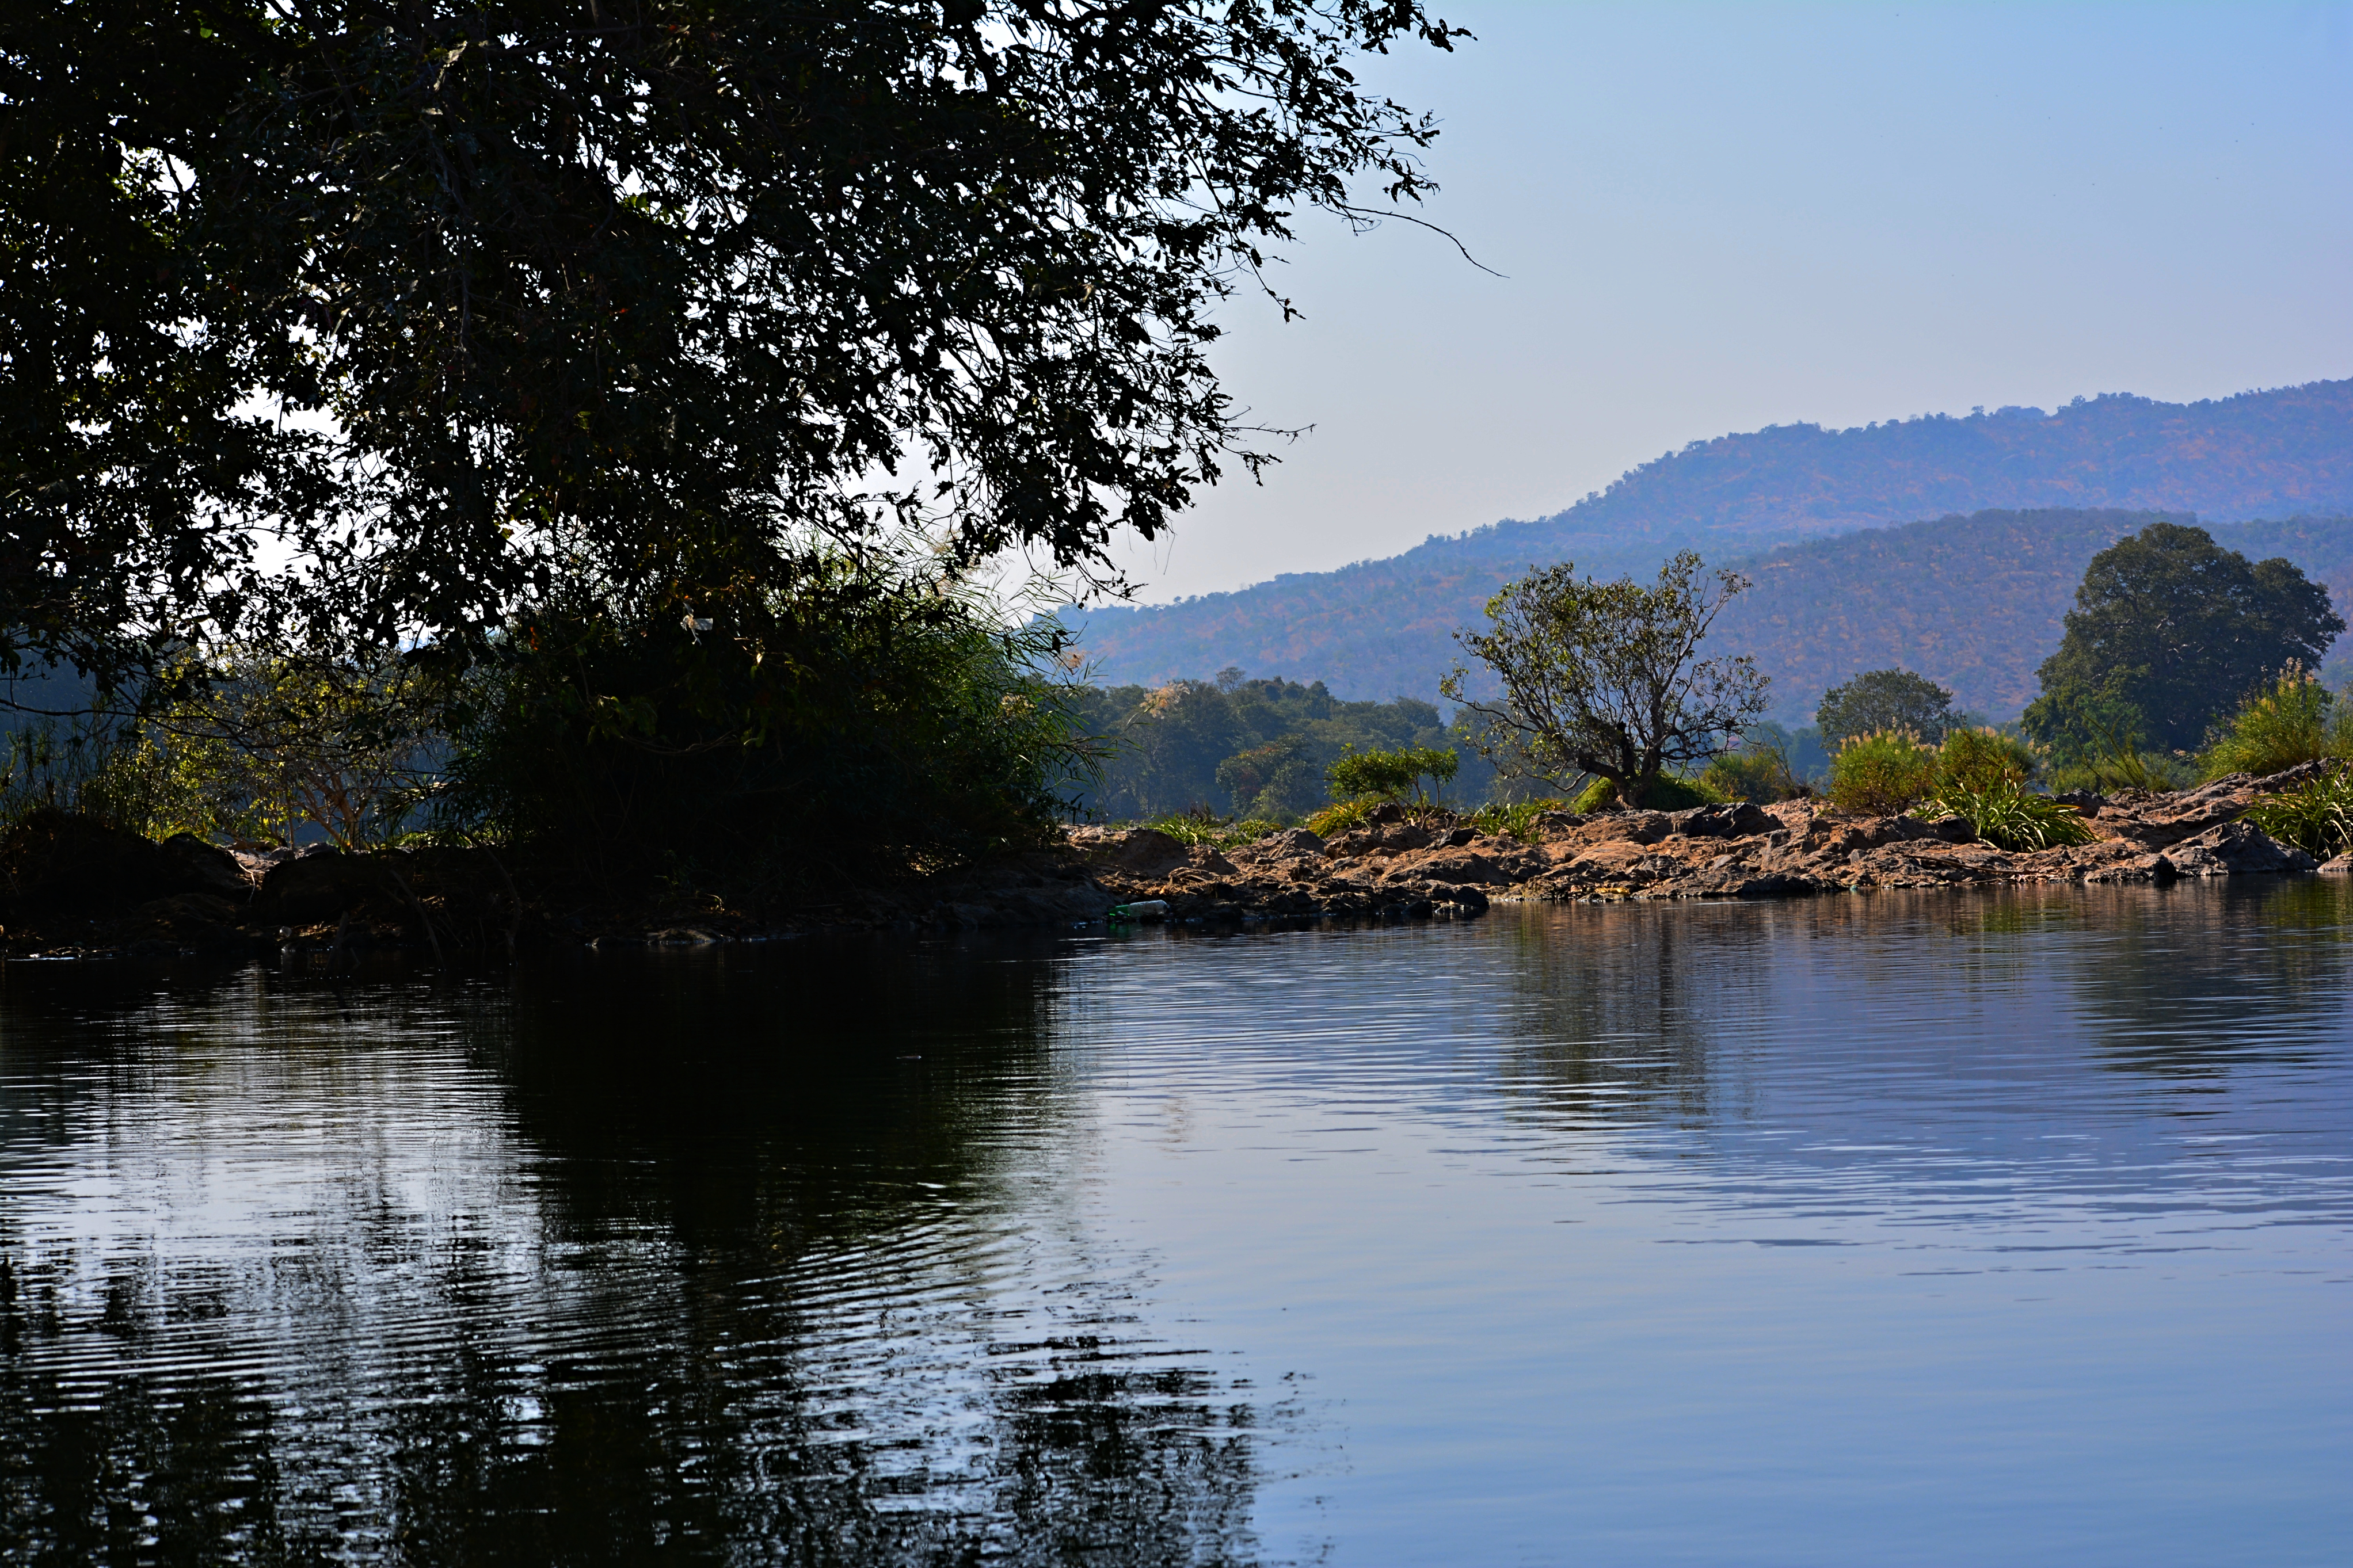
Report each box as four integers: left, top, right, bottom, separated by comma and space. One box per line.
2, 881, 2348, 1565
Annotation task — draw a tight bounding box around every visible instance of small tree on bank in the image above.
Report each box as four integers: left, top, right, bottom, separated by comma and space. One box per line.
1325, 744, 1461, 807
1442, 552, 1769, 805
1816, 668, 1961, 746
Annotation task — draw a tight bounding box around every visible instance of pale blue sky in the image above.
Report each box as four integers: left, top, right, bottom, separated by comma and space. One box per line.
1104, 1, 2353, 601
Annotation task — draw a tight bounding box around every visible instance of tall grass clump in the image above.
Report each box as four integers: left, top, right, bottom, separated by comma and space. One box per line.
2244, 765, 2353, 860
1144, 805, 1286, 849
2200, 663, 2344, 780
1929, 781, 2093, 852
1920, 726, 2086, 850
1469, 796, 1574, 842
1826, 729, 1936, 817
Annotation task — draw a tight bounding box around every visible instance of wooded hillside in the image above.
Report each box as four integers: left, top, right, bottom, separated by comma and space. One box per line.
1067, 509, 2353, 724
1062, 379, 2353, 714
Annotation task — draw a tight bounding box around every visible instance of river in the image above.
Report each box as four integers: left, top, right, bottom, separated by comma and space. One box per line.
3, 882, 2348, 1565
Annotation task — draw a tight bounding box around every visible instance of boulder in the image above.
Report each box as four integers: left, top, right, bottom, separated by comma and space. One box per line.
1666, 802, 1774, 840
1083, 827, 1189, 876
2320, 852, 2353, 875
1258, 826, 1327, 860
2084, 853, 2176, 884
2162, 819, 2316, 878
1183, 843, 1240, 876
1412, 849, 1515, 886
158, 833, 252, 900
0, 809, 250, 914
2099, 775, 2268, 846
1369, 803, 1408, 825
252, 850, 405, 924
1581, 811, 1670, 846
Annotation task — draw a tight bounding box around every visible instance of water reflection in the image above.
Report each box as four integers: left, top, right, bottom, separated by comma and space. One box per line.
1, 941, 1271, 1566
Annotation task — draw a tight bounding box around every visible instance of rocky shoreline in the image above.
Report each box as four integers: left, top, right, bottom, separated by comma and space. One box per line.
1068, 761, 2347, 924
0, 764, 2343, 959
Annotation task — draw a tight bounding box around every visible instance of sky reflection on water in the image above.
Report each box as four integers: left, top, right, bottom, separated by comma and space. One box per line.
2, 879, 2348, 1565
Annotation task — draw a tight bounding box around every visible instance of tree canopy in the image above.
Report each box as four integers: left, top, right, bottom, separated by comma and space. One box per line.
1815, 667, 1960, 746
2023, 521, 2344, 757
1, 0, 1466, 690
1444, 551, 1768, 798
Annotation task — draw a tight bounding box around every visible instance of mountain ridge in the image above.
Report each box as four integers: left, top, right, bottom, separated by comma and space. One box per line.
1060, 377, 2353, 718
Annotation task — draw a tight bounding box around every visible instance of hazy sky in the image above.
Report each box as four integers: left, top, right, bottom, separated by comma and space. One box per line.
1097, 1, 2353, 603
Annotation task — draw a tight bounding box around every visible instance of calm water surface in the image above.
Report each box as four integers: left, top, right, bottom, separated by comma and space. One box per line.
2, 883, 2349, 1565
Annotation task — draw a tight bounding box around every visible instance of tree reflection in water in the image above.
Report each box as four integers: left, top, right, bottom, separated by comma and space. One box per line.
0, 938, 1270, 1566
1486, 878, 2353, 1135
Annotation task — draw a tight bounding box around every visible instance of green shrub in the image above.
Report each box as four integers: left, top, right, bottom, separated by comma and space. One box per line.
1935, 727, 2036, 795
1567, 773, 1723, 812
1636, 775, 1723, 810
1324, 745, 1460, 806
1305, 797, 1379, 838
2244, 765, 2353, 859
1699, 748, 1785, 804
1827, 728, 1937, 817
1567, 776, 1618, 813
1929, 780, 2093, 852
2200, 663, 2341, 780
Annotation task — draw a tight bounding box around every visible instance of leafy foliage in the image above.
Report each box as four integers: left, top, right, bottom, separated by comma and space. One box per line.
1817, 669, 1962, 746
1304, 796, 1379, 838
0, 715, 227, 841
1567, 774, 1723, 812
1446, 551, 1769, 799
2244, 766, 2353, 860
1826, 730, 1937, 817
1141, 807, 1285, 852
2199, 663, 2344, 780
2025, 522, 2344, 757
149, 654, 447, 848
3, 0, 1462, 688
1697, 751, 1779, 804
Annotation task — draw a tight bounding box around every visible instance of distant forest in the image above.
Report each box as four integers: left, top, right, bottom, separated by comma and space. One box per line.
1064, 676, 1481, 822
1060, 377, 2353, 714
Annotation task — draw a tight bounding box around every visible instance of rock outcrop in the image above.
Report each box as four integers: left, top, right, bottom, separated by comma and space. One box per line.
1072, 764, 2337, 921
0, 761, 2335, 957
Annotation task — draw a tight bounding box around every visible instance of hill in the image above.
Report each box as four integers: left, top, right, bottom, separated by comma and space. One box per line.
1061, 377, 2353, 713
